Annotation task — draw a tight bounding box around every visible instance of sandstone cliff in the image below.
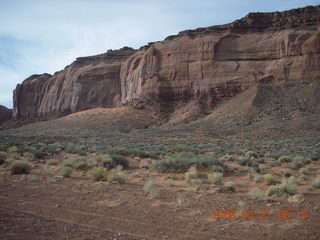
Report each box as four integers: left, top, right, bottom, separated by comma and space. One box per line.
13, 6, 320, 122
0, 105, 12, 125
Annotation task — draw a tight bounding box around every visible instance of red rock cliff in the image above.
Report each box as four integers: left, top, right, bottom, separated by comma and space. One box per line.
13, 6, 320, 120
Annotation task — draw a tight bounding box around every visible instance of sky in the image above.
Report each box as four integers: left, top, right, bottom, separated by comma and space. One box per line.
0, 0, 319, 108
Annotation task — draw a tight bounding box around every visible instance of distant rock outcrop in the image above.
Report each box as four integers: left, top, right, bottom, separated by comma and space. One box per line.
12, 6, 320, 123
0, 105, 12, 125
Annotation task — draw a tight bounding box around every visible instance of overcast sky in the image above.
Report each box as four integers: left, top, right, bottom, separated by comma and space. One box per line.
0, 0, 319, 108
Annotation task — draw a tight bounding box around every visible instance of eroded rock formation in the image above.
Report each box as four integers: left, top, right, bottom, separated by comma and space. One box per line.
0, 105, 12, 125
13, 6, 320, 121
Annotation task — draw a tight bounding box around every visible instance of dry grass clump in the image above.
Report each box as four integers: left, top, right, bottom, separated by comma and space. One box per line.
107, 166, 125, 184
143, 180, 159, 198
249, 188, 264, 200
90, 167, 108, 181
278, 156, 293, 163
263, 174, 275, 185
60, 167, 73, 178
90, 166, 125, 183
207, 172, 223, 184
184, 167, 202, 186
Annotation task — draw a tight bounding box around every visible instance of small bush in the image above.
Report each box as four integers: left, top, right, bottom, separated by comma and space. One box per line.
269, 161, 281, 167
208, 172, 223, 184
184, 167, 202, 186
250, 173, 262, 182
237, 158, 252, 166
22, 152, 35, 161
72, 156, 89, 169
245, 151, 258, 159
311, 175, 320, 188
236, 200, 247, 216
294, 156, 311, 165
104, 154, 129, 169
47, 159, 59, 165
249, 188, 264, 200
278, 156, 293, 163
0, 151, 7, 165
20, 174, 38, 182
176, 195, 189, 208
282, 169, 293, 177
210, 165, 225, 173
154, 152, 226, 173
166, 178, 175, 187
258, 164, 266, 171
90, 167, 108, 181
60, 167, 73, 178
219, 154, 235, 162
266, 176, 298, 197
143, 180, 159, 198
299, 167, 308, 175
223, 181, 235, 192
7, 146, 19, 154
264, 174, 275, 185
107, 166, 125, 184
10, 161, 32, 175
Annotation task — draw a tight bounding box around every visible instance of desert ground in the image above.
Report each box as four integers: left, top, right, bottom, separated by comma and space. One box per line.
0, 110, 319, 240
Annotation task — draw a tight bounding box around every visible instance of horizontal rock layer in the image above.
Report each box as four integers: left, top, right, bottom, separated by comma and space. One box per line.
13, 6, 320, 120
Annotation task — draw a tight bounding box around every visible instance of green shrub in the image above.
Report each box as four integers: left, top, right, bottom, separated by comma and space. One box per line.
269, 161, 281, 167
208, 172, 223, 184
291, 156, 311, 170
294, 156, 311, 165
45, 143, 63, 155
264, 174, 275, 185
154, 152, 226, 173
103, 154, 129, 169
90, 167, 108, 181
278, 156, 293, 163
10, 161, 32, 174
60, 167, 73, 177
311, 175, 320, 188
245, 151, 258, 159
143, 180, 159, 198
237, 158, 252, 166
65, 143, 87, 155
219, 154, 235, 162
266, 176, 298, 197
249, 188, 264, 200
172, 144, 197, 153
210, 165, 225, 173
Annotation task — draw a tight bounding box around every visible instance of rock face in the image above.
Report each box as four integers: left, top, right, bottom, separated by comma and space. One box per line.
0, 105, 12, 125
13, 6, 320, 121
